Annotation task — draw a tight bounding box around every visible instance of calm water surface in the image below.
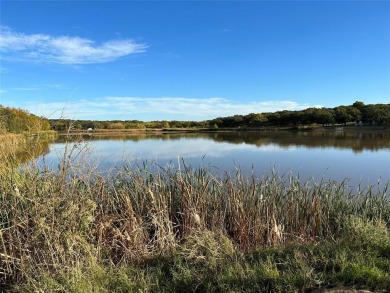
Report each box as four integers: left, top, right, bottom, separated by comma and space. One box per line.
38, 130, 390, 189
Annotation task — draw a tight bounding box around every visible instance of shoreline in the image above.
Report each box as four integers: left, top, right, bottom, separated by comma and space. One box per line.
58, 125, 390, 136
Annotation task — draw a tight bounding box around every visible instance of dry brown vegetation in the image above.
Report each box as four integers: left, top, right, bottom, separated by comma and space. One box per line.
1, 140, 389, 292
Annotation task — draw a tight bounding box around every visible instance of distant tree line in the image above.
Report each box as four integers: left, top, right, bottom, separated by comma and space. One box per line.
49, 119, 210, 132
2, 101, 389, 134
51, 101, 389, 131
0, 105, 51, 134
209, 101, 390, 128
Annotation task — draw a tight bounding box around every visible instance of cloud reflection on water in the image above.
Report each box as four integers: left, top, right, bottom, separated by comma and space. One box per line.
38, 131, 390, 189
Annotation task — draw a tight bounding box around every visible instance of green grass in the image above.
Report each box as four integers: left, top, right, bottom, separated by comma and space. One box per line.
13, 222, 390, 292
1, 141, 389, 292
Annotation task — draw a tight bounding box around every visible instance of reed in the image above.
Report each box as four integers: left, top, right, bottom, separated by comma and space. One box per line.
1, 140, 389, 291
0, 134, 25, 156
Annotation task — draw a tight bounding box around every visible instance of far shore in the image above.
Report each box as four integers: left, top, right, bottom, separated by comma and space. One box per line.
58, 125, 390, 136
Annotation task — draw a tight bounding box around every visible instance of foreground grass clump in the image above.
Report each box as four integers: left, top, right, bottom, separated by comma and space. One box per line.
13, 222, 390, 292
1, 145, 389, 291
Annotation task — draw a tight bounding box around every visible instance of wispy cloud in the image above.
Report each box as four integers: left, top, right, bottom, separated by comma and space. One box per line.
101, 97, 319, 118
20, 97, 321, 120
42, 83, 65, 89
11, 87, 40, 91
0, 26, 147, 64
2, 83, 68, 93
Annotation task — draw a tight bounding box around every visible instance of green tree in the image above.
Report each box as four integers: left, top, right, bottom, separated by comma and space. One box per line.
363, 104, 390, 125
106, 122, 126, 129
248, 113, 268, 127
0, 106, 50, 133
352, 101, 365, 111
334, 106, 361, 125
162, 121, 170, 129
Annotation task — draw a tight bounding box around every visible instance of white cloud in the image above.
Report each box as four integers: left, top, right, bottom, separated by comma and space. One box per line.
43, 84, 65, 89
101, 97, 319, 118
1, 84, 68, 94
20, 97, 321, 121
11, 87, 40, 91
0, 26, 147, 64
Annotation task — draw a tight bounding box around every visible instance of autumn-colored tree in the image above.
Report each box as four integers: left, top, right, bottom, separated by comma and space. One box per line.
0, 105, 51, 133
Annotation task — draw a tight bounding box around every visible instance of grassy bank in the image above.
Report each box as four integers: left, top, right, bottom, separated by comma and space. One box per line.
1, 144, 389, 292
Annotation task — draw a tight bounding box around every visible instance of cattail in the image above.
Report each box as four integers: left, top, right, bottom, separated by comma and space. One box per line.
271, 215, 283, 243
259, 193, 264, 203
148, 189, 155, 204
193, 212, 201, 226
14, 185, 20, 197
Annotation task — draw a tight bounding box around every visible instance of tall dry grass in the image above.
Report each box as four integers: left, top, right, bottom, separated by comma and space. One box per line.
0, 134, 25, 160
1, 139, 389, 289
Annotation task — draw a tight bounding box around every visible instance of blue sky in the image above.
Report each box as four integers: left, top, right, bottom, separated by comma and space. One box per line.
0, 1, 389, 121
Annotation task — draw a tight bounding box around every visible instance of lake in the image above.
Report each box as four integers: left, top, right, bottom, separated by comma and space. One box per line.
37, 129, 390, 190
